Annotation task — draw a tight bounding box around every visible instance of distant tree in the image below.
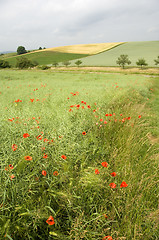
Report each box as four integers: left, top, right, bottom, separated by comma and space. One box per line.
52, 62, 59, 67
63, 61, 71, 67
154, 56, 159, 65
0, 60, 11, 68
17, 46, 27, 55
136, 58, 148, 69
116, 54, 131, 69
75, 60, 82, 67
43, 47, 46, 49
16, 57, 36, 69
39, 47, 42, 50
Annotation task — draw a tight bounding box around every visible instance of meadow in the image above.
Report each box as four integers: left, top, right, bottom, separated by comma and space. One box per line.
0, 69, 158, 240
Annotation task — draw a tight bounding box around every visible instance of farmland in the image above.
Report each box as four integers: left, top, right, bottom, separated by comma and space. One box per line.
0, 69, 158, 239
71, 41, 159, 67
1, 41, 159, 68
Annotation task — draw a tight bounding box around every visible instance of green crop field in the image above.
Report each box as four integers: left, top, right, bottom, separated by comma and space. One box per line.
0, 69, 158, 239
71, 41, 159, 67
1, 51, 88, 67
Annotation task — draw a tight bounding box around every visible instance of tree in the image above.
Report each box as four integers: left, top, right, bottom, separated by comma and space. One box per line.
63, 61, 71, 67
17, 46, 27, 55
116, 54, 131, 69
136, 58, 148, 69
39, 47, 42, 50
52, 62, 59, 67
0, 60, 11, 68
16, 57, 36, 69
75, 60, 82, 67
154, 56, 159, 65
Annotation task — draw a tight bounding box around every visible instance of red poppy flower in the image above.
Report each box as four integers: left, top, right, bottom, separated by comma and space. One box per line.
138, 115, 141, 118
101, 162, 108, 168
87, 105, 91, 108
110, 172, 116, 177
61, 155, 67, 160
23, 133, 30, 138
42, 170, 47, 176
9, 164, 14, 170
104, 121, 107, 124
12, 144, 17, 151
105, 114, 109, 116
120, 181, 128, 188
82, 131, 86, 135
43, 138, 49, 142
127, 117, 131, 120
10, 174, 15, 180
53, 171, 59, 176
36, 135, 42, 140
109, 182, 116, 188
102, 236, 113, 240
95, 169, 99, 174
69, 109, 73, 112
24, 156, 32, 161
46, 216, 55, 225
43, 153, 48, 159
30, 99, 34, 102
100, 119, 103, 122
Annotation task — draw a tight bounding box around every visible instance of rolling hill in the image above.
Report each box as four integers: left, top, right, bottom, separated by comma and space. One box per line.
71, 41, 159, 67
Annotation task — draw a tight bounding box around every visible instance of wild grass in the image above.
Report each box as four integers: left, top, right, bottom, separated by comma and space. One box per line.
0, 69, 158, 240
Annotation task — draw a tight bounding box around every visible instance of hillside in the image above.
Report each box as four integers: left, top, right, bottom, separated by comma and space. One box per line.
72, 41, 159, 67
43, 42, 123, 54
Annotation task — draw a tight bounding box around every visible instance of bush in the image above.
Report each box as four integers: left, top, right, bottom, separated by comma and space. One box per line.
0, 60, 11, 68
39, 65, 50, 70
16, 57, 37, 69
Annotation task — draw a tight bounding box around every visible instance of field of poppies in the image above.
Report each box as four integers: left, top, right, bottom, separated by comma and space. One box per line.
0, 69, 158, 240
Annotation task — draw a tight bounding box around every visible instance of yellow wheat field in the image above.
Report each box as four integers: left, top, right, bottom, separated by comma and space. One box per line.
42, 42, 124, 55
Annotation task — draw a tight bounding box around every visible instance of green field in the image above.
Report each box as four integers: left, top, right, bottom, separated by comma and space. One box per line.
71, 41, 159, 67
0, 69, 158, 239
1, 51, 89, 67
1, 41, 159, 68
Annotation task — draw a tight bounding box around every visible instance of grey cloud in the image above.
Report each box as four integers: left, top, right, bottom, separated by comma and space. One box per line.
0, 0, 159, 51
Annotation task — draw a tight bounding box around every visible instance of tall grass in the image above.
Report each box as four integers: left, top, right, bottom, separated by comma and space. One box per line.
0, 70, 158, 239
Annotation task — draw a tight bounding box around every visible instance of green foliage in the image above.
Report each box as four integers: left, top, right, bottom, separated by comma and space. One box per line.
63, 61, 71, 67
17, 46, 27, 55
116, 54, 131, 68
154, 56, 159, 65
0, 59, 11, 68
52, 62, 59, 67
75, 60, 82, 67
39, 65, 51, 70
136, 58, 148, 69
16, 57, 37, 69
0, 70, 158, 239
39, 47, 42, 50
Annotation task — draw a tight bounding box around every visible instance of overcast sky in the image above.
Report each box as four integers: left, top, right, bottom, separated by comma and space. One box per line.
0, 0, 159, 52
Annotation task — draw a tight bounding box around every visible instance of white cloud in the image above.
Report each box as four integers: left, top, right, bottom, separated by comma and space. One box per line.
0, 0, 159, 51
